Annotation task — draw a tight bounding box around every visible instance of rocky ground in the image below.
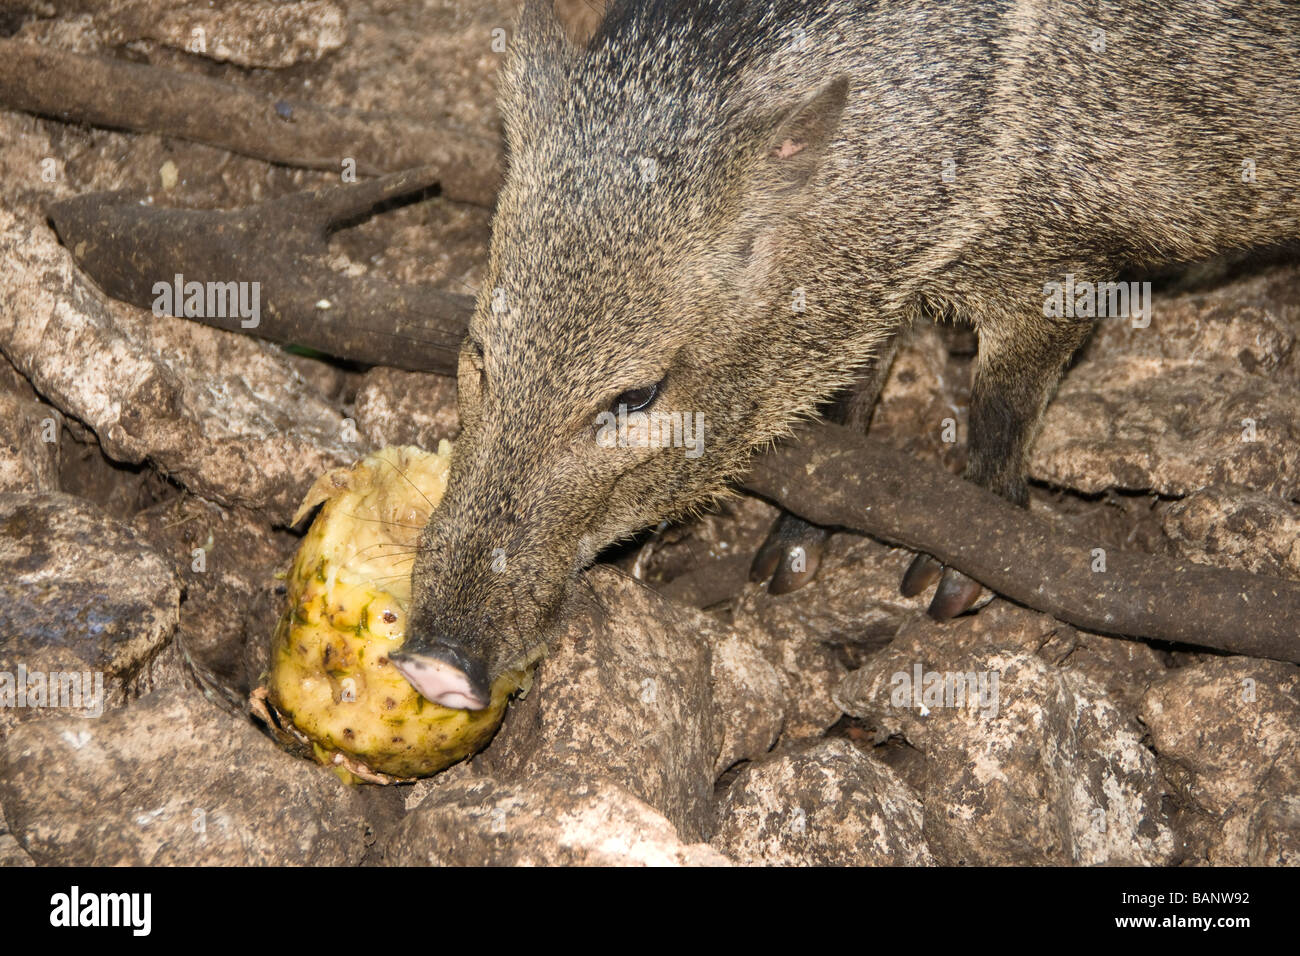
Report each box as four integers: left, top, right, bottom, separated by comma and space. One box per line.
1, 1, 1297, 867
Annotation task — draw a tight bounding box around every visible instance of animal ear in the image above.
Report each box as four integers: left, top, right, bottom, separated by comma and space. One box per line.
515, 0, 576, 55
553, 0, 609, 46
747, 75, 850, 196
499, 1, 577, 147
727, 76, 849, 280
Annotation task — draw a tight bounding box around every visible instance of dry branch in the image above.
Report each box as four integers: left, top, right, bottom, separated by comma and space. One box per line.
46, 167, 473, 373
742, 423, 1300, 664
0, 38, 501, 206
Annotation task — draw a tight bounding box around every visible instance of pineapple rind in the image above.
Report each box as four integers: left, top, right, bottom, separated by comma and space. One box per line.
267, 443, 523, 780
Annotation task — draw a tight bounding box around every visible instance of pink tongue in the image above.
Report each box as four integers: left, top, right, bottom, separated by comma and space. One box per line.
391, 656, 488, 710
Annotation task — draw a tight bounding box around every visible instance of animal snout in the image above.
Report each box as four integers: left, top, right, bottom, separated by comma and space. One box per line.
389, 636, 492, 711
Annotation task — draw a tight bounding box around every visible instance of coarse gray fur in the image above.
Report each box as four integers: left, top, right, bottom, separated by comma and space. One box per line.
404, 0, 1300, 700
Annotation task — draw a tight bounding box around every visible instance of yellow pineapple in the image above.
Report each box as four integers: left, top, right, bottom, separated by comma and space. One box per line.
259, 443, 531, 782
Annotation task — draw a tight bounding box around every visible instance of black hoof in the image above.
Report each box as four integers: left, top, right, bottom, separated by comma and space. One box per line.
750, 513, 830, 595
900, 553, 943, 597
926, 568, 985, 620
749, 533, 784, 584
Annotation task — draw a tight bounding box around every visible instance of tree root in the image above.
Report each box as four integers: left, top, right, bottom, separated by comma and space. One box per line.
0, 38, 500, 206
46, 167, 473, 373
742, 423, 1300, 664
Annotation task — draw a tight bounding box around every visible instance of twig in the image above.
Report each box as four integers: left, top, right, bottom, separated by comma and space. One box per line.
0, 38, 501, 206
741, 423, 1300, 663
46, 167, 473, 373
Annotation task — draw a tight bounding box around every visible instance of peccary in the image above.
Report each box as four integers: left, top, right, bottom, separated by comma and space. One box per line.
392, 0, 1300, 708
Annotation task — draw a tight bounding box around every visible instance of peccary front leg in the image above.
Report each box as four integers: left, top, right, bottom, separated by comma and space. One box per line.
904, 307, 1094, 618
751, 336, 901, 593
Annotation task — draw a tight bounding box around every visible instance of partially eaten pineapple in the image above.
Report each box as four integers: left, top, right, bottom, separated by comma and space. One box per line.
261, 443, 530, 783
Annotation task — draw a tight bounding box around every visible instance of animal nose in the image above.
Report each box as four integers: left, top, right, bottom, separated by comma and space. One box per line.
388, 640, 492, 711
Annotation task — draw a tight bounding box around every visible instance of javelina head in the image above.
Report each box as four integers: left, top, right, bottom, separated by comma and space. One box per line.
397, 0, 853, 708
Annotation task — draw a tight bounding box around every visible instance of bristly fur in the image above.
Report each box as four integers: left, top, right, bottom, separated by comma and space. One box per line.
410, 0, 1300, 681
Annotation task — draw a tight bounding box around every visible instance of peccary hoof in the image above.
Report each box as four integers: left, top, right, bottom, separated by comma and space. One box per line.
750, 512, 830, 594
926, 567, 987, 619
900, 553, 944, 597
901, 554, 990, 619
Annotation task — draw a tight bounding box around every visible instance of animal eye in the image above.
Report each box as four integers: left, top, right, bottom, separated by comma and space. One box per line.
461, 337, 486, 386
611, 381, 660, 413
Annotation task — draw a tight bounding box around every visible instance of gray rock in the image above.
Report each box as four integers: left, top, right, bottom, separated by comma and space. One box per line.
712, 738, 933, 866
1141, 658, 1300, 866
130, 495, 294, 711
88, 1, 347, 69
400, 759, 480, 813
643, 493, 780, 610
477, 567, 718, 840
0, 804, 33, 867
1162, 487, 1300, 580
1027, 617, 1170, 721
354, 366, 460, 451
1032, 267, 1300, 498
0, 686, 370, 865
732, 536, 931, 741
835, 605, 1175, 865
0, 392, 60, 494
1079, 266, 1298, 375
0, 209, 358, 524
868, 322, 967, 472
1033, 358, 1299, 497
0, 492, 180, 740
390, 772, 729, 866
705, 622, 786, 776
760, 621, 847, 742
735, 535, 929, 655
